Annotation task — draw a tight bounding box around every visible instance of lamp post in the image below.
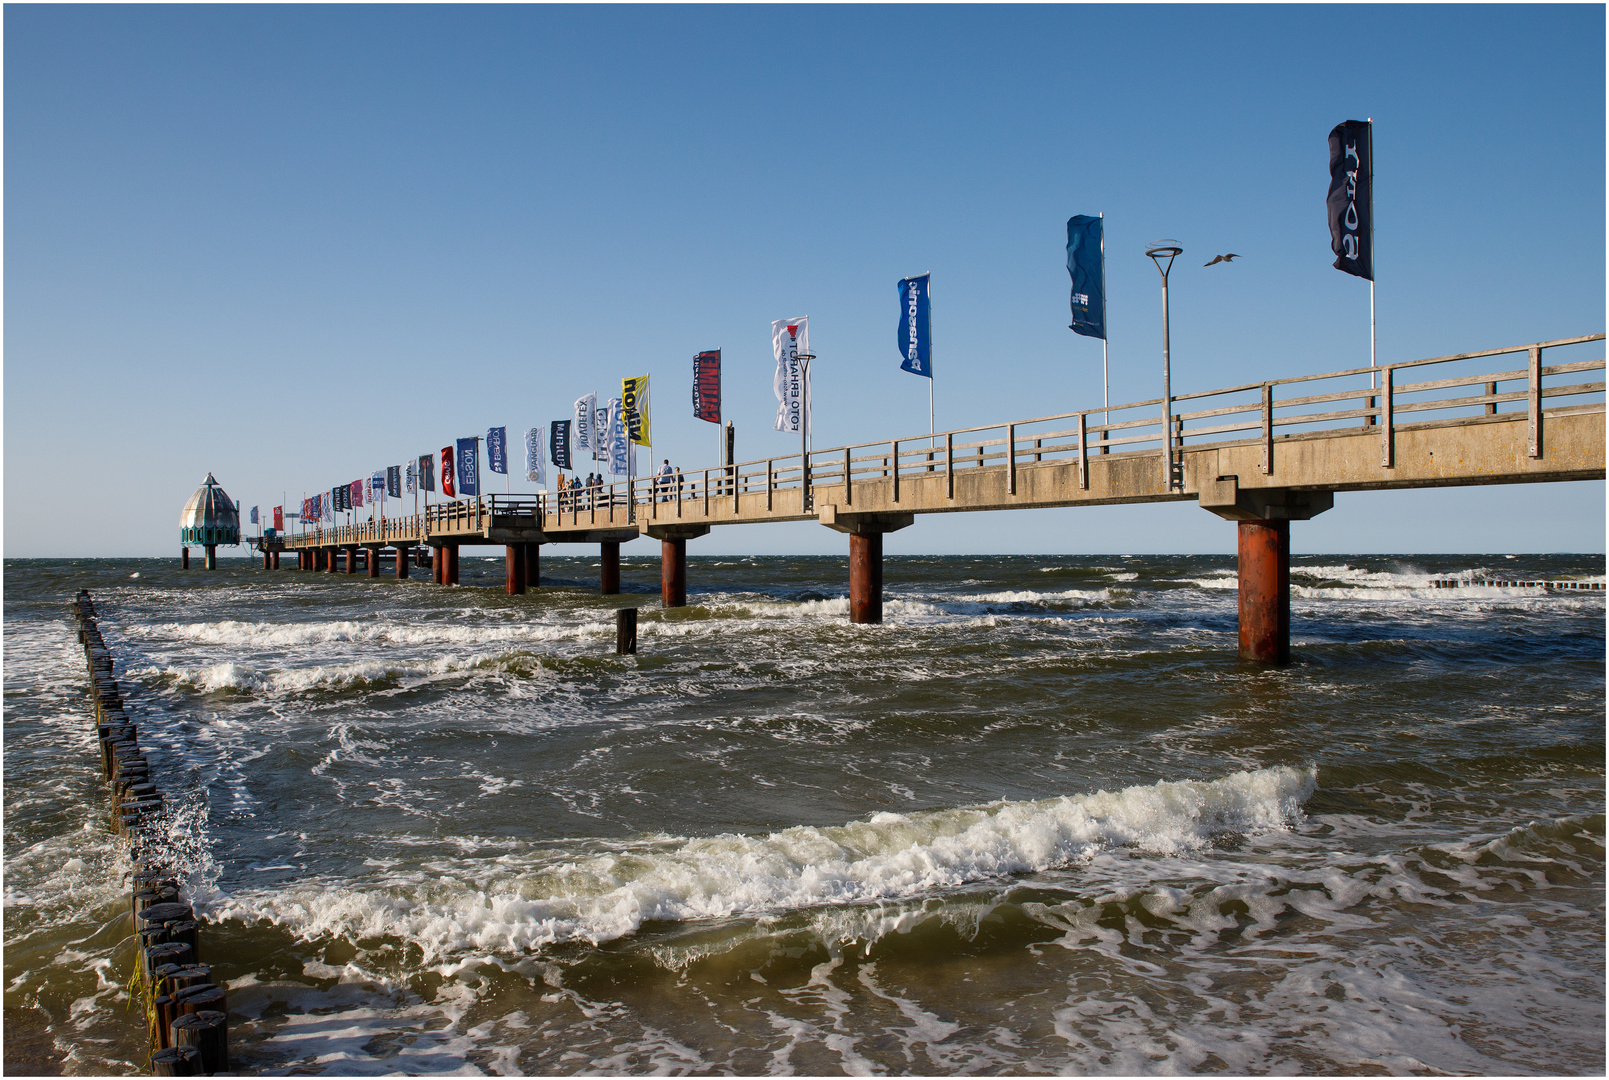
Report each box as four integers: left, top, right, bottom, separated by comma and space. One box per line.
796, 352, 814, 510
1145, 243, 1184, 491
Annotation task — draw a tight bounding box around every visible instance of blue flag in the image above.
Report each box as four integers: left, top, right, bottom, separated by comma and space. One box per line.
456, 437, 480, 496
249, 506, 258, 525
1066, 215, 1105, 340
487, 427, 508, 474
897, 273, 932, 378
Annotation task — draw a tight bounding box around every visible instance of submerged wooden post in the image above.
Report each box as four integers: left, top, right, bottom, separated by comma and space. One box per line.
616, 608, 637, 654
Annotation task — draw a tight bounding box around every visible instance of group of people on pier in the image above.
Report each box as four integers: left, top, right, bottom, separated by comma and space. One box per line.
552, 461, 684, 512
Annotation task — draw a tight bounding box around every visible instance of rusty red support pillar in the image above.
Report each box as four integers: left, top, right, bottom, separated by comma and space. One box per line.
661, 538, 687, 607
849, 531, 884, 624
326, 548, 339, 573
442, 544, 459, 586
263, 551, 271, 570
524, 544, 540, 589
272, 551, 281, 570
1238, 519, 1290, 665
394, 546, 410, 579
367, 547, 380, 579
181, 547, 189, 569
600, 542, 620, 595
505, 544, 527, 595
344, 547, 357, 574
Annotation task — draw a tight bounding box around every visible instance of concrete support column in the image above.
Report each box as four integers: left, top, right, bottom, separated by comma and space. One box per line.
661, 538, 687, 607
395, 546, 410, 579
506, 544, 527, 595
204, 545, 217, 571
600, 542, 620, 595
1238, 520, 1290, 665
367, 547, 381, 578
849, 532, 884, 624
181, 547, 190, 570
524, 544, 540, 589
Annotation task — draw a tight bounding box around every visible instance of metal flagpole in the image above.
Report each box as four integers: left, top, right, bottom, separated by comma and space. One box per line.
1101, 213, 1109, 425
928, 271, 935, 446
1368, 117, 1376, 390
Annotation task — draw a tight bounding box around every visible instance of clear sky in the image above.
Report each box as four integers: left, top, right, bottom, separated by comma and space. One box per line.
5, 4, 1604, 558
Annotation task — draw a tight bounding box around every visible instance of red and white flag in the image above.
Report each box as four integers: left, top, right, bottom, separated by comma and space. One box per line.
772, 316, 810, 435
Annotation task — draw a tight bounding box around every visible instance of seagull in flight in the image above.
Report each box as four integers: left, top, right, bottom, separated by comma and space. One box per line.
1203, 253, 1241, 267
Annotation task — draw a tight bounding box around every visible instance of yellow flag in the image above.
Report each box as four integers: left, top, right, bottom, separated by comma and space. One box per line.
621, 375, 650, 446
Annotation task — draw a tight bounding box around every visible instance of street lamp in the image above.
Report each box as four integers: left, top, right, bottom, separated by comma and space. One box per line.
796, 352, 815, 510
1145, 242, 1184, 491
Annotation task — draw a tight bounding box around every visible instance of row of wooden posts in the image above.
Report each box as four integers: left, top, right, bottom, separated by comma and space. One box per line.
72, 591, 230, 1076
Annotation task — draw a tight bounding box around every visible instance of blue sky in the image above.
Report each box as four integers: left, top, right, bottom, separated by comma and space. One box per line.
6, 4, 1604, 557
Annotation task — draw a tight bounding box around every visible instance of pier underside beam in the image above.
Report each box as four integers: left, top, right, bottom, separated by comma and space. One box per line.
600, 542, 621, 595
645, 525, 710, 608
506, 544, 527, 595
1200, 478, 1333, 666
819, 509, 914, 625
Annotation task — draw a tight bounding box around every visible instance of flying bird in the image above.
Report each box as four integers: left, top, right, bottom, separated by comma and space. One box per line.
1203, 253, 1241, 267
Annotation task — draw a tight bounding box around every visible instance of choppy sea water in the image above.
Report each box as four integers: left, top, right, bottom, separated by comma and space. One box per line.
3, 553, 1604, 1076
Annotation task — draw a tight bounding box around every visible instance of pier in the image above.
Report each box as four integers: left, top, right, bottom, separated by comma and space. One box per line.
261, 334, 1605, 664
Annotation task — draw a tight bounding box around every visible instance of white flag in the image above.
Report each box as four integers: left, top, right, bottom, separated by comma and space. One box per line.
573, 393, 596, 456
593, 405, 610, 462
772, 316, 811, 435
406, 460, 416, 495
524, 426, 546, 485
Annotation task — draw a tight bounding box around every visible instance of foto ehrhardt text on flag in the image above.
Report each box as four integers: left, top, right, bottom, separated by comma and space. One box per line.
771, 317, 810, 435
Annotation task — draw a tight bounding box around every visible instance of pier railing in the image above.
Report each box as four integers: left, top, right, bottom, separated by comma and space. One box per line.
284, 333, 1602, 544
548, 332, 1606, 520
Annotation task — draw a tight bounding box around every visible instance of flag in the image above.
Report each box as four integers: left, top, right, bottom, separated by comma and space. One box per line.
1327, 120, 1373, 280
350, 479, 364, 508
524, 426, 546, 484
371, 472, 384, 504
441, 446, 455, 498
302, 498, 312, 523
456, 437, 480, 496
418, 453, 435, 493
323, 493, 334, 522
406, 460, 416, 495
693, 350, 721, 423
772, 317, 810, 434
1066, 215, 1106, 339
573, 393, 596, 458
622, 375, 650, 446
593, 404, 609, 462
550, 420, 572, 471
331, 486, 343, 513
387, 465, 402, 499
607, 397, 630, 475
274, 506, 283, 531
897, 273, 932, 377
487, 427, 508, 474
250, 506, 259, 525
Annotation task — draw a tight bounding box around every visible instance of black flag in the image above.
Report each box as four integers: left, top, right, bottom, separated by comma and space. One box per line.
417, 453, 435, 493
1327, 120, 1373, 281
550, 420, 572, 471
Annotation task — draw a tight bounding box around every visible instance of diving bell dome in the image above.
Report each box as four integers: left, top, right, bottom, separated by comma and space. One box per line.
180, 473, 240, 546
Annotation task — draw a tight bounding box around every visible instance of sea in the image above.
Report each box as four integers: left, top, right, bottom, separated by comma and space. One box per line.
3, 552, 1604, 1075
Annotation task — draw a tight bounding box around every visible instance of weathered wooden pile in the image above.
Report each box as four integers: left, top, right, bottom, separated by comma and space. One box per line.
72, 590, 231, 1076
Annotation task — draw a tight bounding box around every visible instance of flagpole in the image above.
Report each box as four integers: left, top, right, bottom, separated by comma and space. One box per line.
1101, 212, 1109, 426
929, 271, 935, 446
1368, 117, 1377, 390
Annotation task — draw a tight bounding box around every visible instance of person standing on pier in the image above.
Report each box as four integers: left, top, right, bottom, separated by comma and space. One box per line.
658, 459, 674, 501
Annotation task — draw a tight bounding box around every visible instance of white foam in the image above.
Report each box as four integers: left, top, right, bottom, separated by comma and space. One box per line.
209, 767, 1315, 958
